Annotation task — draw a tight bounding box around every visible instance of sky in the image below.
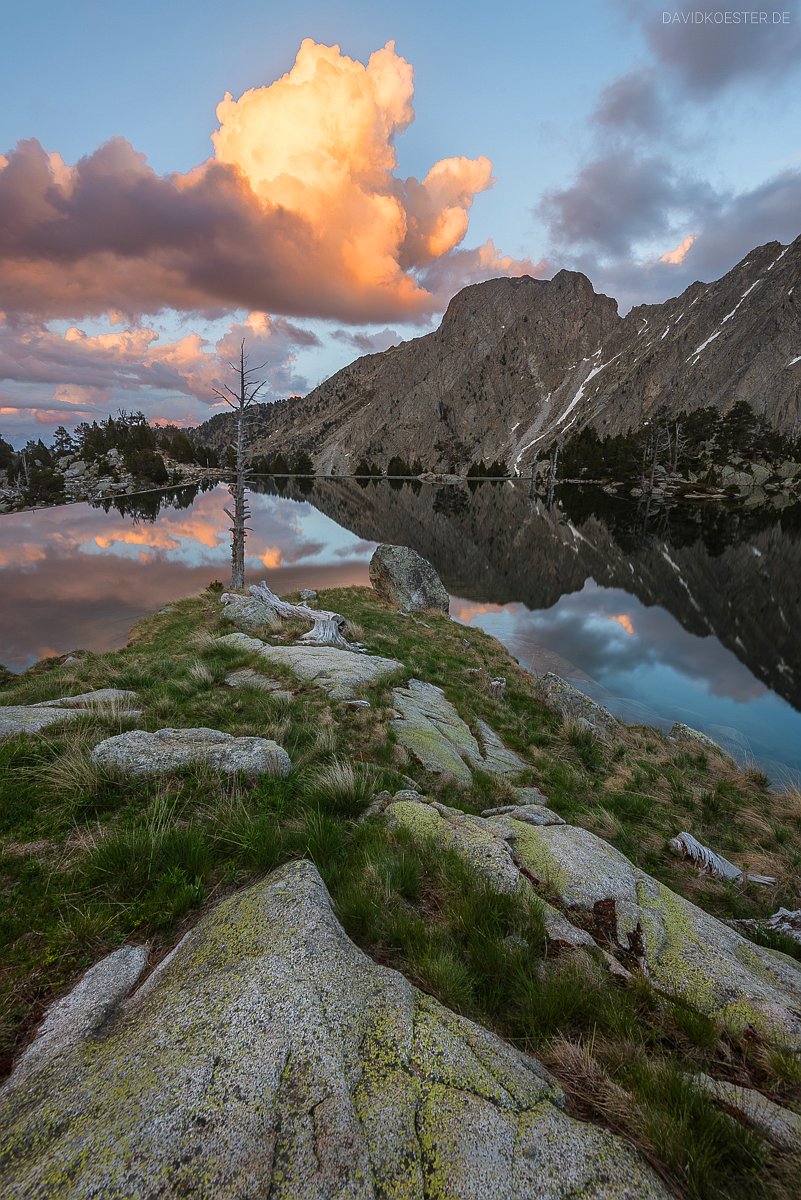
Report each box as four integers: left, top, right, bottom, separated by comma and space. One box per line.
1, 0, 800, 445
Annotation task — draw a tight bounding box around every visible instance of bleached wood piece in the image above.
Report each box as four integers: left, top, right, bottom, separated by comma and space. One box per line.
248, 581, 363, 652
669, 831, 775, 886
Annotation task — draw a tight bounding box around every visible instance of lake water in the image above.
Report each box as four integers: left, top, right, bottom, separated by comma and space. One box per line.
2, 477, 800, 782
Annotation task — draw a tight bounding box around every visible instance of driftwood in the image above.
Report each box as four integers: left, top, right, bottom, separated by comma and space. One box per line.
248, 581, 363, 652
732, 908, 801, 946
669, 831, 775, 886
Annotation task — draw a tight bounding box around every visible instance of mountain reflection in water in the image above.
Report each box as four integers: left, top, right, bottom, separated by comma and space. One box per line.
1, 477, 800, 781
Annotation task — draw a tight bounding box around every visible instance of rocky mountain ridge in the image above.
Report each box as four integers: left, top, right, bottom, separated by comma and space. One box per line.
193, 235, 801, 473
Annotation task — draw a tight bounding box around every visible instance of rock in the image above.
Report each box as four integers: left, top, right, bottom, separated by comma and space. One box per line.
0, 705, 84, 736
224, 668, 286, 691
513, 786, 549, 806
368, 543, 450, 613
218, 633, 403, 701
475, 718, 528, 775
1, 688, 141, 737
299, 588, 318, 602
510, 823, 801, 1046
686, 1074, 801, 1151
541, 904, 598, 949
492, 806, 565, 827
731, 908, 801, 947
385, 799, 605, 957
63, 460, 88, 479
0, 861, 669, 1198
387, 798, 522, 892
90, 727, 291, 778
32, 688, 139, 710
537, 674, 618, 737
669, 722, 726, 755
482, 804, 564, 826
7, 946, 149, 1089
220, 592, 281, 634
391, 679, 525, 785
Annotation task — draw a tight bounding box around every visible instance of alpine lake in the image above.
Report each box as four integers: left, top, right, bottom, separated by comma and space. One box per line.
2, 475, 800, 783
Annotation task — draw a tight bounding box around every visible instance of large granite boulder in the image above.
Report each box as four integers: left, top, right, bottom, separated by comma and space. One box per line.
392, 678, 526, 784
218, 632, 403, 700
369, 543, 450, 613
90, 727, 291, 778
0, 860, 668, 1198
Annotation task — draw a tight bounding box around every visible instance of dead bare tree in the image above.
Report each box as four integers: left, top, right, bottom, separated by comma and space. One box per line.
545, 439, 560, 510
213, 340, 267, 590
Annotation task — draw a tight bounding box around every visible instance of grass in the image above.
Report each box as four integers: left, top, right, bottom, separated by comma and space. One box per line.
1, 582, 800, 1197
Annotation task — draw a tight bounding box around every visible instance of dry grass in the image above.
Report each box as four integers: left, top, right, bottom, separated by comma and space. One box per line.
344, 619, 365, 642
37, 737, 118, 800
187, 659, 215, 687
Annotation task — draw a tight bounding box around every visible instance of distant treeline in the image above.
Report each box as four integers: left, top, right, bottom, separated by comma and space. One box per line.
556, 402, 801, 483
0, 413, 322, 508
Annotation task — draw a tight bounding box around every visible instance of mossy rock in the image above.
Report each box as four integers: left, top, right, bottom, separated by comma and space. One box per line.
0, 861, 669, 1198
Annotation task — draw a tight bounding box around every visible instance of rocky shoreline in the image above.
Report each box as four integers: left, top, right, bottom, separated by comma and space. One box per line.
0, 546, 799, 1197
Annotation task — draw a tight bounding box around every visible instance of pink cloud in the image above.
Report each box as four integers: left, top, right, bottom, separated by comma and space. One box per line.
0, 40, 532, 327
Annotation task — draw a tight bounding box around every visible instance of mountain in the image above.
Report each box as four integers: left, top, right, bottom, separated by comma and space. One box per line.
271, 476, 801, 714
193, 235, 801, 473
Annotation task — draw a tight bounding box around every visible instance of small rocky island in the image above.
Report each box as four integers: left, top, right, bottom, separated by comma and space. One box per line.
1, 546, 800, 1198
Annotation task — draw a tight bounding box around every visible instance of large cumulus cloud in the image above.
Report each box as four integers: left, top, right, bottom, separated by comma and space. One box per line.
0, 39, 533, 326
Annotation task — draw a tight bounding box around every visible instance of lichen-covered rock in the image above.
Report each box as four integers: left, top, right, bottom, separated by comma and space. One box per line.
537, 674, 618, 736
7, 946, 149, 1087
218, 632, 403, 700
686, 1074, 801, 1151
670, 722, 727, 755
0, 705, 85, 736
0, 861, 669, 1198
90, 727, 291, 778
387, 798, 523, 893
369, 543, 450, 612
511, 823, 801, 1046
391, 678, 525, 785
475, 718, 528, 774
513, 785, 549, 806
1, 689, 141, 737
33, 688, 139, 710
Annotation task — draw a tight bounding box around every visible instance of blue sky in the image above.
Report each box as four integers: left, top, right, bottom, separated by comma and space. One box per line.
1, 0, 800, 443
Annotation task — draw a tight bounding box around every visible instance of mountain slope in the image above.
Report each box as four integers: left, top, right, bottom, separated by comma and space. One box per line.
194, 235, 801, 473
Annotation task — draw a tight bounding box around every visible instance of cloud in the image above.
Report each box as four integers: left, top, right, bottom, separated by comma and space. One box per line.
593, 69, 667, 138
545, 161, 801, 309
0, 309, 318, 438
538, 153, 717, 258
332, 327, 404, 354
659, 233, 696, 264
0, 40, 530, 326
626, 0, 801, 96
419, 239, 548, 302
